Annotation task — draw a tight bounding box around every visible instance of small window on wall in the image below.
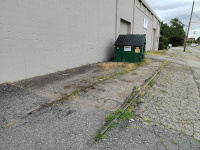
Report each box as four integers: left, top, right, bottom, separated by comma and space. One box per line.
144, 18, 148, 29
136, 0, 141, 8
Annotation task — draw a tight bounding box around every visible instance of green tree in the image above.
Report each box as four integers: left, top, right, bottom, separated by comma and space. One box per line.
160, 22, 171, 39
197, 37, 200, 43
159, 22, 170, 50
169, 18, 185, 46
159, 18, 186, 48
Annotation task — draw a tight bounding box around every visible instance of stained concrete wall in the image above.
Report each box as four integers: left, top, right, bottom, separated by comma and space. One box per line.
116, 0, 134, 36
0, 0, 160, 84
133, 1, 160, 51
133, 7, 153, 51
0, 0, 116, 83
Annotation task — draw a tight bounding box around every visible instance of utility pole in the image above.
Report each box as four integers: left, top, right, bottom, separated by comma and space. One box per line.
184, 1, 195, 51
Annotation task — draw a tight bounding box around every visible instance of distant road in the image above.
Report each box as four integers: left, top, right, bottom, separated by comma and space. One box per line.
187, 45, 200, 57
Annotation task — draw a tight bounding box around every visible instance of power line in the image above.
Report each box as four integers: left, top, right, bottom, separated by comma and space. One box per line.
193, 12, 200, 20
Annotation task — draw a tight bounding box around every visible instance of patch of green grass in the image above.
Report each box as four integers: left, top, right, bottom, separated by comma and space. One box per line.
69, 90, 80, 96
119, 110, 135, 120
122, 124, 126, 128
160, 90, 166, 93
105, 114, 118, 125
132, 86, 137, 95
105, 109, 122, 125
148, 81, 154, 87
157, 89, 166, 93
172, 140, 178, 145
93, 131, 105, 142
180, 129, 183, 133
136, 62, 141, 66
109, 122, 119, 129
143, 118, 150, 122
105, 108, 135, 127
146, 129, 150, 131
160, 139, 164, 142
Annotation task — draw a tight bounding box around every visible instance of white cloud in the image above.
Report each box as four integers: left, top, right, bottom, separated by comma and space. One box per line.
145, 0, 200, 38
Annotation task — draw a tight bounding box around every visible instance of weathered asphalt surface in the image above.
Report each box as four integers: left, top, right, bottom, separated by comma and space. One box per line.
1, 46, 200, 150
187, 45, 200, 57
0, 61, 161, 149
145, 47, 200, 69
92, 47, 200, 150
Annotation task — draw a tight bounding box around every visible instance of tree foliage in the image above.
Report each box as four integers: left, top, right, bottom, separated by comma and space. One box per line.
197, 37, 200, 43
159, 18, 186, 49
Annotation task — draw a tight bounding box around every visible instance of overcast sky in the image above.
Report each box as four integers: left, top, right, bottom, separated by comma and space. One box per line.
145, 0, 200, 39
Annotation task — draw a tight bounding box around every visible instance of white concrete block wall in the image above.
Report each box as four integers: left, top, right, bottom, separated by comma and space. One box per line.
154, 17, 161, 51
116, 0, 134, 37
0, 0, 160, 84
0, 0, 116, 83
133, 7, 153, 50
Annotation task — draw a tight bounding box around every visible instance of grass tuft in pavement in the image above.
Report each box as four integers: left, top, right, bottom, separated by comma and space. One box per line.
146, 50, 167, 56
99, 59, 152, 71
93, 131, 105, 142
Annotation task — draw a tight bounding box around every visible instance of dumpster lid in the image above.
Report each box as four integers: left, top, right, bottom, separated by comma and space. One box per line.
114, 34, 146, 46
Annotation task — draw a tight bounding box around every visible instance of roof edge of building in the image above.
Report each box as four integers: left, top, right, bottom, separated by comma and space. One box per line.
141, 0, 161, 22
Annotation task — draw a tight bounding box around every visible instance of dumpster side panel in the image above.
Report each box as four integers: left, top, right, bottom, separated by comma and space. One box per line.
133, 46, 141, 62
122, 46, 134, 62
115, 46, 122, 62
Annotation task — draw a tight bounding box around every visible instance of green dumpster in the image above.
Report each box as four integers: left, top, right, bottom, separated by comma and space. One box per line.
114, 34, 146, 63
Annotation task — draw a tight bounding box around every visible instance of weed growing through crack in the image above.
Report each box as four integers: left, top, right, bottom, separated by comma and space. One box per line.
160, 90, 166, 93
109, 122, 118, 129
132, 86, 137, 95
119, 110, 135, 120
148, 81, 154, 87
157, 89, 166, 93
105, 108, 135, 128
105, 114, 118, 125
180, 129, 183, 133
143, 118, 150, 122
172, 140, 178, 145
94, 60, 169, 142
94, 108, 135, 141
93, 131, 105, 142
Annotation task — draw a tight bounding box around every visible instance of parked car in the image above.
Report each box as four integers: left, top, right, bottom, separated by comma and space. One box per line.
191, 43, 196, 47
168, 44, 172, 48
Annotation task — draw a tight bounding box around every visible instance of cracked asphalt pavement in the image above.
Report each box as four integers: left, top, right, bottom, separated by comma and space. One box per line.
0, 60, 161, 149
93, 47, 200, 150
1, 46, 200, 149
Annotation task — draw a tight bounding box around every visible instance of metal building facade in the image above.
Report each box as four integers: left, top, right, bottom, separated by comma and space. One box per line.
0, 0, 160, 83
